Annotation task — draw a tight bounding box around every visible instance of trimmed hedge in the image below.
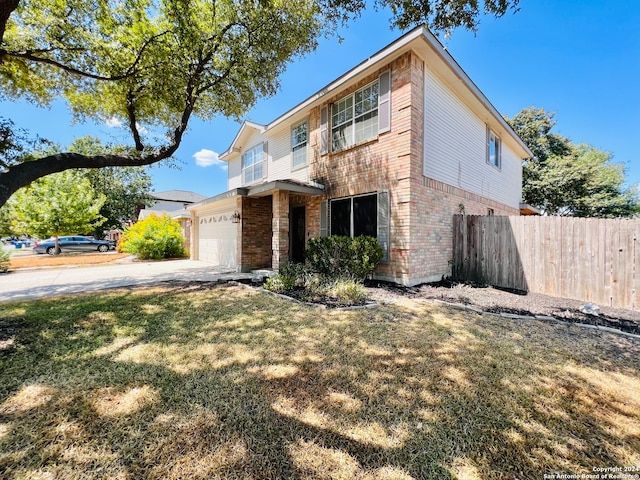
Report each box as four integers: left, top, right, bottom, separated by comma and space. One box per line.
305, 235, 383, 281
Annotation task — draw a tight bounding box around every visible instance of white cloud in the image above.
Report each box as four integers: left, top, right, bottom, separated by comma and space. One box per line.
105, 116, 123, 128
135, 122, 149, 135
105, 117, 149, 135
193, 149, 226, 169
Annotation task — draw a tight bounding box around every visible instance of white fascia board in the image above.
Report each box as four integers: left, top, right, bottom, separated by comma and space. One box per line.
264, 28, 424, 132
221, 26, 532, 160
219, 121, 266, 161
416, 28, 533, 159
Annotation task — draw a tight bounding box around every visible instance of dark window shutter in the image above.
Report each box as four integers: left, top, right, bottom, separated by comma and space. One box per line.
378, 70, 391, 134
320, 200, 328, 237
320, 106, 329, 155
377, 191, 390, 263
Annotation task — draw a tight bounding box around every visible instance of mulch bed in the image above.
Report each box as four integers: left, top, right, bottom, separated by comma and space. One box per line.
366, 279, 640, 336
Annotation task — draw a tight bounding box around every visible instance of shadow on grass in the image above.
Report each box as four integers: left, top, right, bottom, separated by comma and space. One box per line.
1, 285, 639, 479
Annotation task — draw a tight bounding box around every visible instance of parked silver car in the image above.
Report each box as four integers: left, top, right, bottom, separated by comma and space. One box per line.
33, 236, 112, 255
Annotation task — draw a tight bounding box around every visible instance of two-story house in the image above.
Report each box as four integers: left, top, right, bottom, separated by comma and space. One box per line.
188, 26, 532, 286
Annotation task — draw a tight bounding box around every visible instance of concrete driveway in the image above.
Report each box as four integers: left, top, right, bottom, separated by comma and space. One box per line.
0, 260, 249, 303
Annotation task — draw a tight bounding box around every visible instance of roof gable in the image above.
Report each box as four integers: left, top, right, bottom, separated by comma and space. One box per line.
219, 26, 532, 160
219, 121, 266, 160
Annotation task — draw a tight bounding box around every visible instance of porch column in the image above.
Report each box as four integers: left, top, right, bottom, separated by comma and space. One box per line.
272, 189, 289, 269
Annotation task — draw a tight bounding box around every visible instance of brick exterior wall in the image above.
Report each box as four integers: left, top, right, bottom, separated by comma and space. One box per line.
308, 53, 416, 282
239, 196, 272, 271
410, 177, 519, 284
305, 50, 521, 286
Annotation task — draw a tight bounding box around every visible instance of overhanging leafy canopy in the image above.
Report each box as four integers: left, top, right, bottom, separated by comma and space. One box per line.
0, 0, 520, 207
2, 0, 325, 146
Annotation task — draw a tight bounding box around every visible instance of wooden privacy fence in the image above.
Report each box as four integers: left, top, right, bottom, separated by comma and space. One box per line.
452, 215, 639, 310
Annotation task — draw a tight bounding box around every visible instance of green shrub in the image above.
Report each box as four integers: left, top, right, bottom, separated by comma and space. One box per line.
263, 254, 373, 306
264, 275, 290, 294
264, 262, 310, 293
0, 248, 10, 273
325, 278, 367, 304
279, 262, 310, 285
306, 235, 383, 281
119, 213, 186, 260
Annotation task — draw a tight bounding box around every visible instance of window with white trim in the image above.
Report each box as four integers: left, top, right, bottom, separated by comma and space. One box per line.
331, 80, 379, 151
320, 70, 390, 155
291, 121, 308, 169
487, 128, 501, 168
242, 143, 265, 184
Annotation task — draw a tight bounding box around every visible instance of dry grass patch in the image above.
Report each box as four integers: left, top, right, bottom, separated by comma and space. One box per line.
0, 284, 639, 479
9, 252, 130, 269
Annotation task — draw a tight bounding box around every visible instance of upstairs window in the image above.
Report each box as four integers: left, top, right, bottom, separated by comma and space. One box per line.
354, 82, 380, 144
487, 128, 501, 168
243, 143, 265, 185
291, 121, 308, 169
320, 70, 390, 155
331, 81, 379, 151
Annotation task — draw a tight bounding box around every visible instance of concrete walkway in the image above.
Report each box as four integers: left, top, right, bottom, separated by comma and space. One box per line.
0, 259, 252, 303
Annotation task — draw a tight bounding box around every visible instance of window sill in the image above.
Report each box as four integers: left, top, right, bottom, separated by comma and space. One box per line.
325, 136, 379, 156
486, 161, 502, 172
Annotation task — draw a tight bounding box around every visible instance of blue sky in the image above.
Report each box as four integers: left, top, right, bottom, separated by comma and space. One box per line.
3, 0, 639, 198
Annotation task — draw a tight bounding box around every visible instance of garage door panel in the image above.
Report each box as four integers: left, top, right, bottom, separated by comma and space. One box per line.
197, 212, 237, 268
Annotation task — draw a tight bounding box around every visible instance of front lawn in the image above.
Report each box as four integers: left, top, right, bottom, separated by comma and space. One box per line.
1, 284, 638, 479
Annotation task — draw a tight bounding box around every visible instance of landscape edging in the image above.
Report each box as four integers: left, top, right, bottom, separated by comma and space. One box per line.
429, 299, 640, 340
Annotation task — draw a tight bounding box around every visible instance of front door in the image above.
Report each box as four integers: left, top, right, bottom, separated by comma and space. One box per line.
290, 206, 306, 263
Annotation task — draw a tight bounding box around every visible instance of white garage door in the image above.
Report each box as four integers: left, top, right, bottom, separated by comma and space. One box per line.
196, 211, 238, 268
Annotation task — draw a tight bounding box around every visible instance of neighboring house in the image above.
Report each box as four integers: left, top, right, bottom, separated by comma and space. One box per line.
188, 27, 533, 286
139, 190, 207, 252
141, 190, 208, 215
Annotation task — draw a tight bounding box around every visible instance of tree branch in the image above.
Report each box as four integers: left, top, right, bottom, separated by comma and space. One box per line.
2, 30, 171, 81
4, 50, 133, 80
1, 150, 165, 208
0, 0, 19, 61
0, 88, 197, 207
126, 91, 144, 151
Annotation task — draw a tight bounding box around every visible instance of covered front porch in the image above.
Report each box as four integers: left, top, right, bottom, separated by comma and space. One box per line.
190, 180, 324, 272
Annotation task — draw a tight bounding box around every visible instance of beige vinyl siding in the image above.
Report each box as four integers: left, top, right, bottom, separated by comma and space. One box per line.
423, 65, 521, 208
266, 125, 310, 184
226, 126, 310, 190
227, 157, 242, 189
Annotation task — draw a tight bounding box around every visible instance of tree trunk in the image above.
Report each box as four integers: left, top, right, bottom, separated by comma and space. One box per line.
0, 149, 178, 208
0, 0, 20, 55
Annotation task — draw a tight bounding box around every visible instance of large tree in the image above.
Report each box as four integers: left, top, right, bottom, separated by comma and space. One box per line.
9, 170, 106, 250
506, 107, 639, 217
0, 0, 519, 207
